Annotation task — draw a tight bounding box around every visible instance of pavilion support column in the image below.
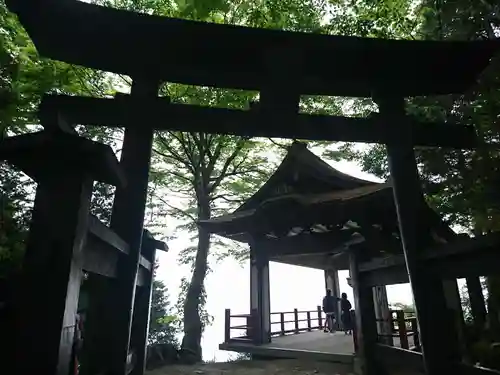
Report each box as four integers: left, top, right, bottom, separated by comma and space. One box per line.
373, 285, 392, 345
108, 79, 159, 375
325, 268, 341, 329
466, 276, 487, 332
13, 171, 92, 375
249, 237, 271, 344
349, 249, 385, 375
380, 95, 462, 374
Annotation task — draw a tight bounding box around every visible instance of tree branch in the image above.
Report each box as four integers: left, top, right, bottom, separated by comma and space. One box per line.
154, 135, 196, 174
268, 138, 290, 150
209, 139, 246, 193
210, 195, 245, 204
209, 168, 265, 181
154, 195, 196, 222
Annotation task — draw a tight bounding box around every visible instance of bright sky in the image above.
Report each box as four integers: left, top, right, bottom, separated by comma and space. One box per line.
154, 156, 416, 362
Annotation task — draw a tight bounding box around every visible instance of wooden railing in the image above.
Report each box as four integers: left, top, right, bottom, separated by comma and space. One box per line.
376, 310, 420, 351
224, 306, 326, 343
224, 309, 255, 343
270, 306, 324, 336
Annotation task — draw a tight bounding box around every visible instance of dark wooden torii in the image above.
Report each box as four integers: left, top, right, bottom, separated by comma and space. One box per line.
4, 0, 500, 374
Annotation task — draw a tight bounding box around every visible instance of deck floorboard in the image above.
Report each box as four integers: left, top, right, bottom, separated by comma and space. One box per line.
220, 330, 415, 364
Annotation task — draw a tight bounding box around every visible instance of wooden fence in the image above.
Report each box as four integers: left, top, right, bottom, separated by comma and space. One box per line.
224, 306, 325, 343
224, 306, 418, 353
377, 310, 420, 351
270, 307, 324, 336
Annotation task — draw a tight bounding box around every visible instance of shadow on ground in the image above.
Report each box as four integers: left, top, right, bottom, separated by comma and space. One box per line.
146, 359, 354, 375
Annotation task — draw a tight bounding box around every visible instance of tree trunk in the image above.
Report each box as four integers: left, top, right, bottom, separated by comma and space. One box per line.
180, 197, 211, 363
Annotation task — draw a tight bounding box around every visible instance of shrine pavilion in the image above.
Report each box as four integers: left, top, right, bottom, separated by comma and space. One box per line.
199, 141, 461, 360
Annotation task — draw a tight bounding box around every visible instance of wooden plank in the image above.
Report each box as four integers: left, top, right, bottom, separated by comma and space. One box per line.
88, 215, 129, 254
138, 255, 152, 272
146, 238, 168, 251
425, 232, 500, 261
359, 233, 500, 285
82, 245, 150, 286
83, 223, 152, 279
40, 94, 479, 149
107, 80, 158, 375
453, 363, 500, 375
359, 254, 406, 273
374, 344, 424, 372
426, 234, 500, 278
83, 234, 118, 278
12, 173, 93, 375
360, 264, 409, 287
80, 274, 116, 375
261, 231, 362, 258
0, 130, 126, 187
9, 0, 498, 96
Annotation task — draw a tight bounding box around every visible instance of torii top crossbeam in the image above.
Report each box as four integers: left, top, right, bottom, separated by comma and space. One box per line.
7, 0, 499, 97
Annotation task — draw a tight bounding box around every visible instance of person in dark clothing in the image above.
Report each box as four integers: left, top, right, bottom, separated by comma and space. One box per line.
340, 292, 353, 335
322, 289, 339, 333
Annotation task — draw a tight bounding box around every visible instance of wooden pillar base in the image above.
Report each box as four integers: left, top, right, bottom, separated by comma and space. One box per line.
13, 174, 93, 375
80, 274, 117, 375
350, 250, 386, 375
130, 233, 157, 375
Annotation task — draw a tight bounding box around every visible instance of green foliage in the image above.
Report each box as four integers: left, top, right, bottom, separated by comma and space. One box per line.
4, 0, 500, 364
149, 262, 180, 346
460, 279, 488, 324
336, 0, 500, 233
0, 0, 120, 278
174, 277, 213, 331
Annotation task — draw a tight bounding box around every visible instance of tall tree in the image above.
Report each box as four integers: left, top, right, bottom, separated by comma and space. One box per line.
152, 121, 272, 360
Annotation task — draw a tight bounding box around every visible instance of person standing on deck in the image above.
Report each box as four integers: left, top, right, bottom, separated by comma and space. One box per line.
340, 292, 353, 335
322, 289, 339, 333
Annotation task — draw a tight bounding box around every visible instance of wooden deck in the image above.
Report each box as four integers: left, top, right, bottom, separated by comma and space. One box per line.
220, 330, 415, 364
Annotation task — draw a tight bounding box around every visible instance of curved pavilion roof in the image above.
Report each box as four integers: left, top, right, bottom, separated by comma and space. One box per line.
7, 0, 499, 97
199, 142, 456, 270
